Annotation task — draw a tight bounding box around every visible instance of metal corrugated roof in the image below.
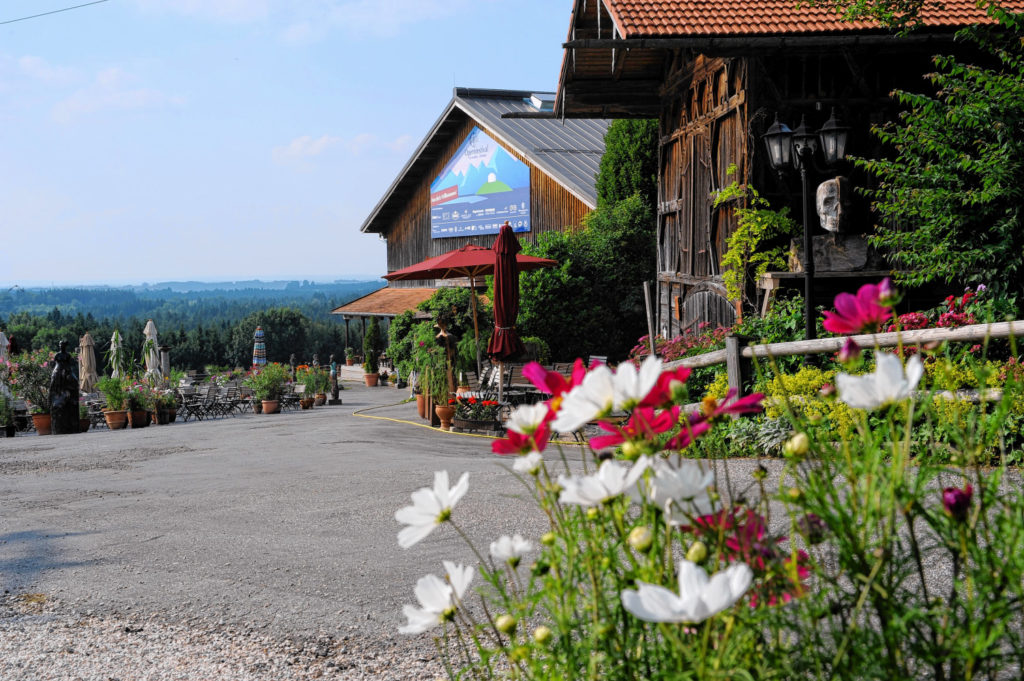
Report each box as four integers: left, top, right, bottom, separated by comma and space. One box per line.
360, 87, 610, 235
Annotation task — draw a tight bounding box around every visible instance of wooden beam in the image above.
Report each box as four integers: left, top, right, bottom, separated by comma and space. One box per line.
563, 33, 959, 53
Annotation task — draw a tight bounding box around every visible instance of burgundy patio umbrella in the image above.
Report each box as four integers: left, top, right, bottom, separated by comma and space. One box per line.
383, 240, 555, 377
486, 222, 528, 403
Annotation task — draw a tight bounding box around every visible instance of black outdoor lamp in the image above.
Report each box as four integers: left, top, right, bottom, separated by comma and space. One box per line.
817, 108, 850, 165
762, 109, 850, 341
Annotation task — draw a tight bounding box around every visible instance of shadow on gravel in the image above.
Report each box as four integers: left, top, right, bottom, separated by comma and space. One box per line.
0, 530, 97, 591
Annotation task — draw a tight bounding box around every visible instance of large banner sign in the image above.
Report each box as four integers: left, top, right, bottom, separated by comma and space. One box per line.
430, 127, 531, 238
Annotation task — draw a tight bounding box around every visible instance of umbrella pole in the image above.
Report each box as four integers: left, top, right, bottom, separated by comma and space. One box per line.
470, 276, 481, 380
498, 360, 504, 405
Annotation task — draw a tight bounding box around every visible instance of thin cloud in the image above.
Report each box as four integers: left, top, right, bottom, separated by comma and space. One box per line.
18, 56, 76, 84
51, 67, 184, 123
272, 134, 342, 163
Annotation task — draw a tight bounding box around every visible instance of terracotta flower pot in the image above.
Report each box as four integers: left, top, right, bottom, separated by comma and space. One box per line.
129, 410, 150, 428
314, 393, 327, 406
104, 410, 129, 430
415, 393, 426, 419
300, 397, 314, 410
346, 358, 355, 366
364, 373, 379, 387
435, 404, 455, 431
262, 399, 280, 414
31, 413, 52, 436
456, 385, 471, 395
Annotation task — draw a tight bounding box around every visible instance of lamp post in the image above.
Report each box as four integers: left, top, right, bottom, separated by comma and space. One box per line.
762, 109, 849, 340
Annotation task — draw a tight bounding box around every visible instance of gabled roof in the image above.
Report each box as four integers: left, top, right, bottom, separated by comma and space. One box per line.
596, 0, 1015, 37
360, 87, 609, 235
555, 0, 1024, 118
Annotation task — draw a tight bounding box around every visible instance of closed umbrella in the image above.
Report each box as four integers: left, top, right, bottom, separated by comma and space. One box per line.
79, 332, 99, 393
110, 329, 123, 379
0, 330, 8, 362
143, 319, 161, 381
252, 326, 267, 367
486, 222, 527, 404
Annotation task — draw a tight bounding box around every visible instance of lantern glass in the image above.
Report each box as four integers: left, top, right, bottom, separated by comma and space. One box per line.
762, 116, 793, 170
818, 108, 850, 165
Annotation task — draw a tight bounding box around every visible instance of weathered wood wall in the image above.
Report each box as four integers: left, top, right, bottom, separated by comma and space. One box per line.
656, 46, 939, 338
386, 116, 592, 287
656, 55, 746, 337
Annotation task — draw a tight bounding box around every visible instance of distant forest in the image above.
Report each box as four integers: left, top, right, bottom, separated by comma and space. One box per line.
0, 280, 383, 370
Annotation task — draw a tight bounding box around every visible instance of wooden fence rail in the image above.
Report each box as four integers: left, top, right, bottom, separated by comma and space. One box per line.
664, 320, 1024, 396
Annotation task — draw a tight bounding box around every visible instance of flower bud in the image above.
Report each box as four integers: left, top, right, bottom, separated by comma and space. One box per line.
600, 556, 611, 570
621, 441, 641, 460
540, 531, 556, 546
783, 432, 810, 459
685, 540, 708, 564
586, 507, 600, 521
838, 337, 861, 364
627, 526, 653, 553
532, 625, 553, 645
530, 559, 550, 576
495, 614, 517, 634
786, 487, 802, 502
819, 383, 836, 398
942, 485, 973, 522
508, 645, 529, 662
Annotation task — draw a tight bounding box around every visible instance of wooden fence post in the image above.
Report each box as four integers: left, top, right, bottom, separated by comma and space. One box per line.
725, 335, 751, 399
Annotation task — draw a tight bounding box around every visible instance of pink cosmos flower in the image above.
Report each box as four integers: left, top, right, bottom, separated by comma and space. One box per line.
664, 416, 712, 450
522, 359, 586, 398
589, 406, 680, 451
822, 278, 894, 335
638, 366, 693, 409
699, 390, 765, 421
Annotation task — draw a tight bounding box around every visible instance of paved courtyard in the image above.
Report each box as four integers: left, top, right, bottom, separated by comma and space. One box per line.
0, 381, 579, 678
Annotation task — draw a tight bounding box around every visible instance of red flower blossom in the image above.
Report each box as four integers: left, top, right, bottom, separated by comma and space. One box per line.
822, 278, 894, 334
638, 366, 693, 408
588, 406, 680, 451
492, 422, 551, 456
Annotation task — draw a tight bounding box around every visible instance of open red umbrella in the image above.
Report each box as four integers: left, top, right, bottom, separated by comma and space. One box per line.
486, 222, 528, 402
384, 240, 555, 377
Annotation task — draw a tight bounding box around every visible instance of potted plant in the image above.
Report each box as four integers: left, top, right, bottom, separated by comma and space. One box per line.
425, 354, 454, 431
96, 376, 129, 430
0, 396, 16, 438
7, 348, 56, 435
78, 400, 91, 432
363, 317, 383, 387
245, 363, 289, 414
126, 383, 152, 428
453, 395, 502, 432
345, 347, 357, 367
379, 368, 390, 387
154, 391, 177, 424
296, 366, 326, 407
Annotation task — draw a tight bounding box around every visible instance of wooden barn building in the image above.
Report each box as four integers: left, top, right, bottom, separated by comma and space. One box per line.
546, 0, 1020, 337
332, 87, 610, 324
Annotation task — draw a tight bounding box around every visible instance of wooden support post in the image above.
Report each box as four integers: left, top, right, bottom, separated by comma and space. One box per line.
725, 335, 751, 399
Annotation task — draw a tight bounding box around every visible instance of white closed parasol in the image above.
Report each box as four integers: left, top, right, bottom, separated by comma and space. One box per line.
79, 332, 99, 393
143, 319, 161, 381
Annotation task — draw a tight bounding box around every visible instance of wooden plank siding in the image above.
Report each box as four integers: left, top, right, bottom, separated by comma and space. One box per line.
386, 117, 591, 288
656, 55, 746, 337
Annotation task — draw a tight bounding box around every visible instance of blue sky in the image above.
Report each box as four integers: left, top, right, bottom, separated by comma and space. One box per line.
0, 0, 573, 286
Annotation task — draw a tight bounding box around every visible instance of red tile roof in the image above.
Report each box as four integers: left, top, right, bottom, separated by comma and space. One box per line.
601, 0, 1021, 37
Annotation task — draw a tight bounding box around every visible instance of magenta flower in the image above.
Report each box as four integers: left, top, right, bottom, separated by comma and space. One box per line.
942, 485, 973, 522
838, 337, 861, 363
589, 406, 680, 451
699, 390, 765, 421
822, 279, 894, 335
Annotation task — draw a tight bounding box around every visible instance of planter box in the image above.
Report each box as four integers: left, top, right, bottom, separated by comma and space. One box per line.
452, 417, 504, 436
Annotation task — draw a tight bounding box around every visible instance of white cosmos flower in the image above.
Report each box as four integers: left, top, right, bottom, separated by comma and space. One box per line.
399, 561, 475, 634
490, 534, 533, 563
513, 451, 544, 475
551, 364, 615, 432
634, 459, 717, 523
395, 471, 469, 549
622, 560, 753, 624
613, 355, 663, 410
836, 352, 924, 411
506, 403, 549, 435
558, 457, 650, 507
